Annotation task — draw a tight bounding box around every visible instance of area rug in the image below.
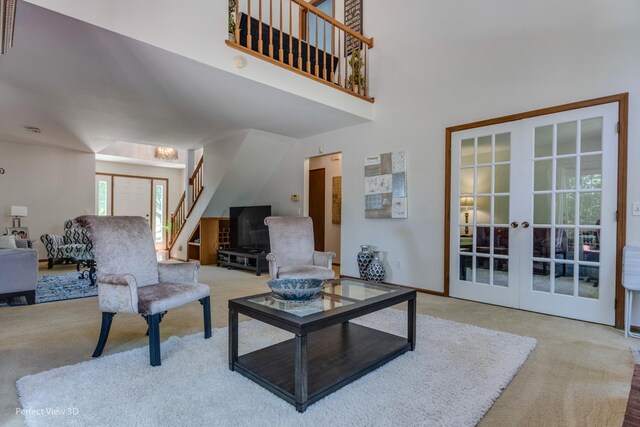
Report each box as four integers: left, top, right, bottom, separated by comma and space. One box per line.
36, 273, 97, 304
16, 310, 536, 427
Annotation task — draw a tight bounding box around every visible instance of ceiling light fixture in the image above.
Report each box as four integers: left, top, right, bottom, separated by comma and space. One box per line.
154, 146, 178, 161
23, 126, 41, 133
1, 0, 16, 55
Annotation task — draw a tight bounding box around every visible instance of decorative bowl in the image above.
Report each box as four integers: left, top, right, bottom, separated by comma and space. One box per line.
267, 278, 325, 301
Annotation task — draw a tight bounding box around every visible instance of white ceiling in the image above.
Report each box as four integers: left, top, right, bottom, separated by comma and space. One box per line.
0, 2, 368, 153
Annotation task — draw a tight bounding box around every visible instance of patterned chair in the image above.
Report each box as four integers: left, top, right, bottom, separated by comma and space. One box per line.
40, 219, 96, 284
264, 216, 336, 280
77, 215, 211, 367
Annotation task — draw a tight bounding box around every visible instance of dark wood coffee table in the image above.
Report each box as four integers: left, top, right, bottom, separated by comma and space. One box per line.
228, 278, 416, 412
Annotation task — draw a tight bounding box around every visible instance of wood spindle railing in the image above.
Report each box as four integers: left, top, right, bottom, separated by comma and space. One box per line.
226, 0, 374, 102
168, 155, 206, 250
169, 192, 186, 248
189, 156, 204, 214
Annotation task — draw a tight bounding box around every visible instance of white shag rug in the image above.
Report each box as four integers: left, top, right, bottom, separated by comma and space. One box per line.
17, 310, 536, 427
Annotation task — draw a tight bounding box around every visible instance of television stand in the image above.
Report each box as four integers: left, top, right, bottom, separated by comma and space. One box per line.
218, 248, 269, 276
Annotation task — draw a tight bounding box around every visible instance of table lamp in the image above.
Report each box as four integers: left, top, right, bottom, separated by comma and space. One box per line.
10, 205, 27, 227
460, 197, 473, 235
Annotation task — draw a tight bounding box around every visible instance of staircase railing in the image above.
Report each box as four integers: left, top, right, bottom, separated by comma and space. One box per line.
169, 156, 206, 251
169, 192, 186, 248
188, 156, 204, 217
226, 0, 374, 102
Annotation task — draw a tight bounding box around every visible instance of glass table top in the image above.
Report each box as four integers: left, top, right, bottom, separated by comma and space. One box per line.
247, 279, 401, 317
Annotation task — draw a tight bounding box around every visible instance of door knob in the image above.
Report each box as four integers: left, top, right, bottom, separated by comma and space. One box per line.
510, 221, 519, 228
522, 221, 530, 228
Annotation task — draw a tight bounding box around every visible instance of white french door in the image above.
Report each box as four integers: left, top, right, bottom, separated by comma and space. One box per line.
450, 102, 618, 325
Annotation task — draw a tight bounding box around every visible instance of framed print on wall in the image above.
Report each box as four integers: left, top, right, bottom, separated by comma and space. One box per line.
364, 151, 407, 219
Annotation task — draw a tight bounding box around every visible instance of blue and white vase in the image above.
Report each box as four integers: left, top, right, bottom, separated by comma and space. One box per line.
357, 245, 374, 280
366, 251, 386, 283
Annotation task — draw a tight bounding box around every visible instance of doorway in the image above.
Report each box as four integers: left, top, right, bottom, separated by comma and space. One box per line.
307, 153, 342, 267
448, 99, 624, 325
95, 173, 169, 250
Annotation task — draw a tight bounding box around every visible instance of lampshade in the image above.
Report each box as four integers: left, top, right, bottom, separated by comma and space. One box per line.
460, 197, 474, 207
154, 146, 178, 160
10, 205, 27, 217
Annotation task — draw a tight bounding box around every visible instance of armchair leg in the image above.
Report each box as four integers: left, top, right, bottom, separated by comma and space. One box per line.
200, 296, 212, 339
92, 312, 115, 358
147, 313, 162, 367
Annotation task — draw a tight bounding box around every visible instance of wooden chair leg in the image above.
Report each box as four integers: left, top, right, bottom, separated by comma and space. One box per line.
147, 313, 161, 367
200, 296, 212, 339
92, 312, 115, 357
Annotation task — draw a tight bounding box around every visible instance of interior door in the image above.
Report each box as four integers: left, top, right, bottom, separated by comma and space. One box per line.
309, 168, 326, 251
519, 103, 617, 324
450, 122, 521, 308
113, 176, 152, 225
450, 102, 618, 325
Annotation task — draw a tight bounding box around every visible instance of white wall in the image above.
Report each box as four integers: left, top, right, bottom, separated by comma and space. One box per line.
309, 153, 341, 261
0, 141, 95, 259
257, 0, 640, 291
95, 161, 186, 218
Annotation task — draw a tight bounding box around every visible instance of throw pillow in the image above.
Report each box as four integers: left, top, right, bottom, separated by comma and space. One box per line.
0, 235, 17, 249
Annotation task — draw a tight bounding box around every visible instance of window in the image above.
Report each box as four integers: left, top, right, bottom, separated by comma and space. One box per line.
154, 184, 164, 242
97, 181, 108, 216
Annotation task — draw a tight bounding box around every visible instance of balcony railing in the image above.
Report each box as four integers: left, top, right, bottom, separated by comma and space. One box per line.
226, 0, 374, 102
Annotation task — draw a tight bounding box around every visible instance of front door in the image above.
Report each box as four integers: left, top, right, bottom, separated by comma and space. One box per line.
450, 102, 618, 325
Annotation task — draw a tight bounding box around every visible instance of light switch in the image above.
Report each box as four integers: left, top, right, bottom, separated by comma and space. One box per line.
633, 202, 640, 216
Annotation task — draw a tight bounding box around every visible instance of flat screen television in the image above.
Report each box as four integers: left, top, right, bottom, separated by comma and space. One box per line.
229, 205, 271, 252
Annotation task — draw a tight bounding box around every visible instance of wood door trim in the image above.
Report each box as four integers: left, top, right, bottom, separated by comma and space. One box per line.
444, 93, 629, 329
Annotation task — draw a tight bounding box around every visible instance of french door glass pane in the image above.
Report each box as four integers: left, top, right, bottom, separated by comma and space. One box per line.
460, 168, 474, 194
581, 117, 603, 153
580, 155, 602, 189
578, 228, 600, 261
477, 166, 492, 193
533, 228, 551, 258
535, 125, 553, 157
554, 265, 574, 295
495, 133, 511, 162
534, 160, 552, 191
477, 136, 492, 163
555, 193, 576, 225
556, 121, 577, 155
556, 157, 576, 190
495, 165, 510, 193
476, 256, 490, 284
459, 254, 473, 281
534, 194, 552, 224
461, 139, 475, 166
580, 192, 601, 225
476, 196, 491, 224
494, 227, 509, 255
578, 265, 599, 299
556, 228, 574, 261
494, 196, 509, 224
493, 258, 508, 287
533, 262, 551, 292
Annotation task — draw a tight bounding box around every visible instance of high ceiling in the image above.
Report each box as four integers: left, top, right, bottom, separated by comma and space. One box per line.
0, 2, 368, 153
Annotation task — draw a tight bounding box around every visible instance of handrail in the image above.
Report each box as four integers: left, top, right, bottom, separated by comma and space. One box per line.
188, 156, 204, 217
169, 191, 186, 251
289, 0, 373, 48
228, 0, 374, 101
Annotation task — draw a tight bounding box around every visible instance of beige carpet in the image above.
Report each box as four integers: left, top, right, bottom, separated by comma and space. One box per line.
0, 264, 634, 426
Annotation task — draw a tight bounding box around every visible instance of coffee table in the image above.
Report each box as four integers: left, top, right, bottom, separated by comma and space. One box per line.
228, 278, 416, 412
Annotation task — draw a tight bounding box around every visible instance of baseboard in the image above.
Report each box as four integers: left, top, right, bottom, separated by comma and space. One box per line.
339, 274, 445, 297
